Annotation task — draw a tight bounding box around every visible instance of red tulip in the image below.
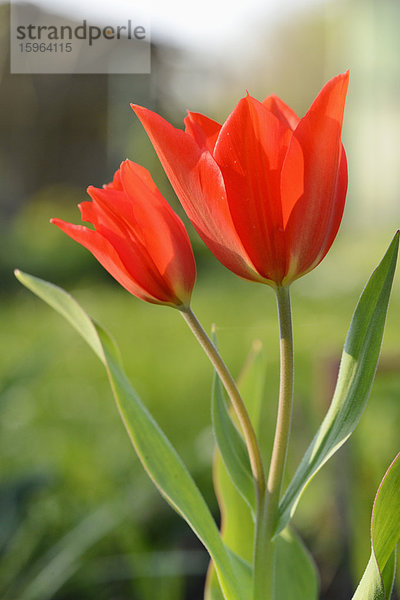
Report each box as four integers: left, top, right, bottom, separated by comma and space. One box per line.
51, 160, 196, 308
131, 72, 349, 286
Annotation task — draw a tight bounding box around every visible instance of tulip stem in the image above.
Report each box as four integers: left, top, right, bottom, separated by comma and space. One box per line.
253, 285, 294, 600
268, 285, 294, 509
181, 307, 266, 502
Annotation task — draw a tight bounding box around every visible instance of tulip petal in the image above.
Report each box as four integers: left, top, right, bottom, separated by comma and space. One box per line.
120, 160, 161, 196
82, 189, 132, 237
308, 145, 347, 272
184, 112, 222, 153
81, 166, 195, 305
262, 95, 300, 131
53, 156, 197, 308
131, 73, 349, 288
120, 160, 196, 300
132, 104, 262, 282
105, 168, 124, 191
281, 71, 349, 282
82, 194, 189, 305
51, 218, 165, 304
89, 163, 194, 285
214, 94, 292, 282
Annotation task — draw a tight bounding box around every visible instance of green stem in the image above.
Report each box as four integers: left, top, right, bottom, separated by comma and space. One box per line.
268, 285, 294, 504
253, 285, 294, 600
181, 307, 266, 502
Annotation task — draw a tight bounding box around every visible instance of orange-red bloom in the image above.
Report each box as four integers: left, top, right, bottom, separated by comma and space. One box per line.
51, 160, 196, 308
132, 72, 349, 286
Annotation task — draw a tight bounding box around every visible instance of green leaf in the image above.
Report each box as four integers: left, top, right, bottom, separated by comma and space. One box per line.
274, 528, 319, 600
205, 341, 265, 600
352, 452, 400, 600
381, 552, 396, 600
13, 270, 104, 360
204, 547, 252, 600
211, 372, 256, 516
277, 232, 399, 534
205, 564, 228, 600
14, 270, 248, 600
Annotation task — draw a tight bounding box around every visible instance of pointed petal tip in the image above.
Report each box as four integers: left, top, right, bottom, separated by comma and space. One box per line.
50, 217, 64, 226
86, 185, 99, 199
243, 90, 257, 105
130, 103, 147, 117
120, 158, 146, 179
341, 70, 350, 85
334, 70, 350, 90
334, 70, 349, 81
51, 217, 75, 231
318, 70, 350, 95
119, 159, 130, 180
130, 103, 144, 118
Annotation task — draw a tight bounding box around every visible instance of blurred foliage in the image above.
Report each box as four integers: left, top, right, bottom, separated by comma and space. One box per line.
1, 230, 400, 599
0, 185, 90, 291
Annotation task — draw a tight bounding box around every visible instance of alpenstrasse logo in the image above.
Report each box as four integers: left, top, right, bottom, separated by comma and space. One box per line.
10, 3, 151, 74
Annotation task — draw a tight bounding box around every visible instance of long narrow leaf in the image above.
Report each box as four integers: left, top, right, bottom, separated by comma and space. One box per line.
277, 232, 399, 534
15, 270, 247, 600
211, 373, 256, 516
352, 452, 400, 600
205, 341, 265, 600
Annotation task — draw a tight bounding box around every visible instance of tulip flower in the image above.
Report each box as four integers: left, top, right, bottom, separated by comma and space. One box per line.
51, 160, 196, 308
132, 72, 349, 287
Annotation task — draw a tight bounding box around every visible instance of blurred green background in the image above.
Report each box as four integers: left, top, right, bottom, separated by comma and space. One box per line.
1, 0, 400, 598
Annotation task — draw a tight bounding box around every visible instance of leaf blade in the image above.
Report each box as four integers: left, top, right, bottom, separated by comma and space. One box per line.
15, 270, 248, 600
352, 452, 400, 600
211, 372, 256, 516
277, 232, 399, 534
274, 528, 319, 600
205, 341, 265, 599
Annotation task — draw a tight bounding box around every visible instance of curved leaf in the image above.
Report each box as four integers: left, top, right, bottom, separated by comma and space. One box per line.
211, 372, 256, 516
14, 270, 247, 600
277, 232, 399, 534
352, 452, 400, 599
205, 340, 265, 599
274, 528, 319, 600
205, 455, 255, 600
